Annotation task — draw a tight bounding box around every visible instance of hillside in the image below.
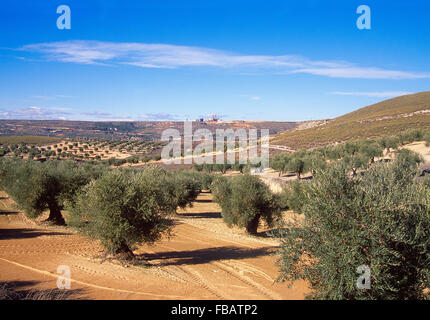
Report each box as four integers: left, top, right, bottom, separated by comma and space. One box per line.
272, 91, 430, 150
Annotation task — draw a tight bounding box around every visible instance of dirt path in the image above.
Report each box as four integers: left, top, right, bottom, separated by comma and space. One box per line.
0, 191, 307, 300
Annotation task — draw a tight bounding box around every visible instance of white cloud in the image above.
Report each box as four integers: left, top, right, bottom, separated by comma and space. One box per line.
0, 106, 180, 121
295, 67, 430, 79
32, 94, 74, 100
21, 41, 303, 69
137, 113, 178, 121
19, 40, 430, 80
0, 106, 72, 120
80, 111, 135, 121
330, 91, 413, 98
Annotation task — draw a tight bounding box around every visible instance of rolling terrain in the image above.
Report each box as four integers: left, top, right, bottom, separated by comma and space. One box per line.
272, 91, 430, 150
0, 120, 299, 140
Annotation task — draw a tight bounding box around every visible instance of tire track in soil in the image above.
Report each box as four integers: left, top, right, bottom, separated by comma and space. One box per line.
148, 244, 227, 299
170, 225, 279, 272
211, 261, 282, 300
71, 264, 129, 281
179, 266, 226, 299
152, 240, 279, 299
0, 257, 189, 299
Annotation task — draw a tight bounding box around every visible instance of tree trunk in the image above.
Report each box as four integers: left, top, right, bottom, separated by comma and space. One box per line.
47, 202, 65, 225
296, 172, 301, 179
115, 242, 135, 260
246, 214, 261, 235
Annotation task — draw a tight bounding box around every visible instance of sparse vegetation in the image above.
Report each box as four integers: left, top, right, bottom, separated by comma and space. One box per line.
272, 92, 430, 149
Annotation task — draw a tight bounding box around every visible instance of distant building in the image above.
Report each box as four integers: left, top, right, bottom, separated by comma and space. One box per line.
209, 114, 219, 122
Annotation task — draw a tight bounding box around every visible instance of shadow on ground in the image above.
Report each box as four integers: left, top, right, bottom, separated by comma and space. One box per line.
140, 245, 277, 266
0, 210, 19, 215
0, 280, 88, 300
178, 212, 222, 219
0, 228, 72, 240
194, 198, 213, 203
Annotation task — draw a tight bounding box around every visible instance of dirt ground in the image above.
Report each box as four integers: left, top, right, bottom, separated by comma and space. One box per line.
0, 191, 307, 300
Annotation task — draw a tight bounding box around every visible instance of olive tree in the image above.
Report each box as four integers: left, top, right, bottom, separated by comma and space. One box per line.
279, 180, 307, 213
167, 170, 202, 211
277, 157, 430, 299
359, 140, 383, 164
286, 156, 309, 179
270, 153, 290, 176
0, 159, 106, 225
211, 174, 281, 234
69, 168, 177, 259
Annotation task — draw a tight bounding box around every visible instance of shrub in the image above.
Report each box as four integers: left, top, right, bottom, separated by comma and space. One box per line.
277, 158, 430, 299
211, 174, 281, 234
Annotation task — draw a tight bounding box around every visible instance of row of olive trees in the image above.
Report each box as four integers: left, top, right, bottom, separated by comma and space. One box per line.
68, 167, 212, 258
276, 148, 424, 214
194, 160, 260, 174
0, 159, 107, 225
0, 158, 212, 259
270, 128, 430, 178
271, 139, 384, 178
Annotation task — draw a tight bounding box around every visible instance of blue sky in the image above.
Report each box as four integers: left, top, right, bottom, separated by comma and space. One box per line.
0, 0, 429, 121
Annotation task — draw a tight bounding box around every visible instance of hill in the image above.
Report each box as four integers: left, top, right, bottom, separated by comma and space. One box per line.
0, 120, 299, 140
271, 91, 430, 150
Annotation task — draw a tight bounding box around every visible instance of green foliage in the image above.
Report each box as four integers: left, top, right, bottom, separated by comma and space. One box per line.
167, 170, 203, 210
277, 158, 430, 299
211, 174, 281, 234
126, 155, 139, 164
188, 171, 214, 190
358, 140, 383, 163
342, 153, 369, 175
285, 156, 308, 179
270, 153, 290, 175
106, 158, 126, 166
395, 149, 424, 167
194, 161, 246, 174
68, 168, 176, 258
0, 159, 107, 225
279, 180, 307, 213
